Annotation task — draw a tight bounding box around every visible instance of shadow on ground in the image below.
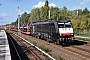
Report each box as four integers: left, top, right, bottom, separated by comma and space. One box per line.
60, 40, 87, 47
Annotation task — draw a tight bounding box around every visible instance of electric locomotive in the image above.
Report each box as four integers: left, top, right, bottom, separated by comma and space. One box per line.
30, 20, 75, 44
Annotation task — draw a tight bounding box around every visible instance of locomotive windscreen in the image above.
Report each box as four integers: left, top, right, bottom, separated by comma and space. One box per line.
58, 23, 72, 28
65, 24, 72, 28
58, 24, 64, 28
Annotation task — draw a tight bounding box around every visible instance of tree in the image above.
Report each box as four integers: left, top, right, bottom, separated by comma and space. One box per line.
71, 19, 81, 34
10, 4, 90, 35
20, 12, 28, 24
40, 7, 45, 20
50, 6, 59, 19
83, 7, 89, 15
43, 0, 49, 19
59, 6, 68, 20
78, 9, 83, 15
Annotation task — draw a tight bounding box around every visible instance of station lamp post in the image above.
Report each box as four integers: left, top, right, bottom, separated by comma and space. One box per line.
0, 4, 2, 30
18, 7, 21, 36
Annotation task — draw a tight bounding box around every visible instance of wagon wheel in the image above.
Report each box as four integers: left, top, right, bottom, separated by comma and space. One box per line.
56, 39, 60, 45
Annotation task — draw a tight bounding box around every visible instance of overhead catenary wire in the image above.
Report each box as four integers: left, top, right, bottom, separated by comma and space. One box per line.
11, 0, 77, 19
9, 0, 29, 24
10, 0, 84, 25
60, 0, 88, 10
74, 0, 87, 6
20, 0, 28, 8
61, 0, 77, 7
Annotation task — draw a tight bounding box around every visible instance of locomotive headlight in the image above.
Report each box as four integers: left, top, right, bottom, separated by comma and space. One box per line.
60, 33, 62, 36
71, 33, 73, 35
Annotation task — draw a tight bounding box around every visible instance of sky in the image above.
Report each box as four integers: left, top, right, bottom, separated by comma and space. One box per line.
0, 0, 90, 26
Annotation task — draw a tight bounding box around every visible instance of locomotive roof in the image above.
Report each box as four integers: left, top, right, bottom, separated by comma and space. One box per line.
32, 20, 55, 25
56, 20, 71, 23
33, 20, 71, 25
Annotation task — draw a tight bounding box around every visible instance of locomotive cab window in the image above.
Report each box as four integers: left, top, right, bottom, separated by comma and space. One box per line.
58, 24, 64, 28
65, 24, 72, 28
58, 23, 72, 28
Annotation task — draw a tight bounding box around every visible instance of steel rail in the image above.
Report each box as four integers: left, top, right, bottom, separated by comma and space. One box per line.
7, 34, 22, 60
12, 33, 42, 60
14, 33, 56, 60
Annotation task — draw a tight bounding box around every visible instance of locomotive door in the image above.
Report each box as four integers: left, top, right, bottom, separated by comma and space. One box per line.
50, 23, 56, 41
32, 26, 35, 34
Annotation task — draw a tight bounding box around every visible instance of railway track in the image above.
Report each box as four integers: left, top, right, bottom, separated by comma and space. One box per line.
26, 36, 90, 60
48, 42, 90, 60
7, 33, 29, 60
11, 33, 42, 60
7, 31, 90, 60
9, 32, 55, 60
63, 46, 90, 59
67, 42, 90, 59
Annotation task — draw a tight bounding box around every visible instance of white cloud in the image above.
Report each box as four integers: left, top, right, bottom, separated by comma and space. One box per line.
16, 9, 30, 16
72, 0, 90, 10
0, 13, 8, 17
33, 1, 45, 8
0, 13, 8, 20
19, 10, 24, 15
9, 14, 17, 18
80, 0, 90, 5
16, 8, 24, 15
33, 1, 56, 8
25, 11, 30, 14
49, 3, 56, 7
19, 10, 30, 15
73, 6, 81, 10
0, 17, 3, 20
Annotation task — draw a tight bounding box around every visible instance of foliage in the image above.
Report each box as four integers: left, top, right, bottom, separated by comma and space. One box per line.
11, 0, 90, 34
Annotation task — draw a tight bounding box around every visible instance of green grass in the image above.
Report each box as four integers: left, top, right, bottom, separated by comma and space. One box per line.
77, 34, 90, 37
52, 54, 64, 60
76, 37, 90, 42
76, 31, 90, 37
31, 41, 37, 46
38, 45, 50, 53
75, 31, 90, 42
